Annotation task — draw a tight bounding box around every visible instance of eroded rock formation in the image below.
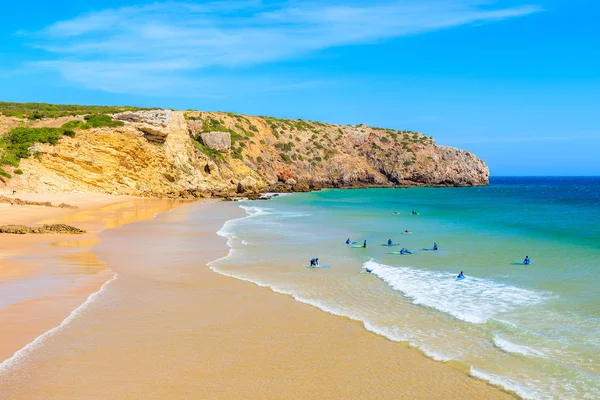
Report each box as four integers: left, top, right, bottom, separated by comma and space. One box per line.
0, 107, 489, 198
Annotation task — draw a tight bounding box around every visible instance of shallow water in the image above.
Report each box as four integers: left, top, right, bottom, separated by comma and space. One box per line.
211, 177, 600, 399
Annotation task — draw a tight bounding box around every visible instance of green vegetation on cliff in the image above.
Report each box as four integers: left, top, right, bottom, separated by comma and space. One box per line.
0, 102, 144, 119
61, 114, 124, 130
0, 127, 75, 167
193, 140, 224, 162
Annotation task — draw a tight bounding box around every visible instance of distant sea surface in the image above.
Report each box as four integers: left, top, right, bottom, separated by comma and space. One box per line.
211, 177, 600, 399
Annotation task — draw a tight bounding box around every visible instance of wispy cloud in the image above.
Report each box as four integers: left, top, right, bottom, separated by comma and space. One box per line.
22, 0, 542, 96
444, 133, 600, 143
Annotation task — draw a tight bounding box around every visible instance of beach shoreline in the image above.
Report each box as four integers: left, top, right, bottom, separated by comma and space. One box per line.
0, 192, 181, 363
1, 197, 517, 399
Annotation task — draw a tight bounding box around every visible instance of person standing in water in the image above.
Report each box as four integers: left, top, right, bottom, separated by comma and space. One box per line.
363, 240, 367, 248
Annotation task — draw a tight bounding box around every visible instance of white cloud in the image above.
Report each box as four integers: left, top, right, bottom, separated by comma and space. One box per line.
443, 133, 600, 143
25, 0, 542, 96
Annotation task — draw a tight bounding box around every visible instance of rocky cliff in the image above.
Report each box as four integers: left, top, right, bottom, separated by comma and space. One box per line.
0, 106, 489, 197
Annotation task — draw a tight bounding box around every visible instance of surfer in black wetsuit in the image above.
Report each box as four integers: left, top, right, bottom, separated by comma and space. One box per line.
387, 239, 392, 245
523, 256, 530, 265
363, 240, 367, 248
457, 271, 465, 279
346, 238, 351, 244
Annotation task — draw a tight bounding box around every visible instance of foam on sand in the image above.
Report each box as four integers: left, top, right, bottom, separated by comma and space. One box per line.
0, 274, 118, 375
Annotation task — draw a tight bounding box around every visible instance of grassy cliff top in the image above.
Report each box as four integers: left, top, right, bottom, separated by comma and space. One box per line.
0, 101, 147, 120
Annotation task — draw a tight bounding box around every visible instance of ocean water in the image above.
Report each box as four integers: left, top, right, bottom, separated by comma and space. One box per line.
210, 177, 600, 400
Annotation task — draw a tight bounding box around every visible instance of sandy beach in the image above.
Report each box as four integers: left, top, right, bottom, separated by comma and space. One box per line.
0, 198, 515, 399
0, 191, 178, 363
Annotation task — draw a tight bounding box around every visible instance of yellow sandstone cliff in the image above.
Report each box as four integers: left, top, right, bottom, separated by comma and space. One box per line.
0, 107, 489, 197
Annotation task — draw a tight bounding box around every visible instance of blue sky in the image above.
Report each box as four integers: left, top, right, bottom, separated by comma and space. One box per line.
1, 0, 598, 175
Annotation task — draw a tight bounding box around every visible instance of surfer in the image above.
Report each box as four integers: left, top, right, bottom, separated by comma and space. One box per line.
433, 242, 438, 251
346, 238, 351, 244
366, 268, 373, 273
363, 240, 367, 248
310, 258, 319, 266
457, 271, 465, 279
387, 239, 393, 245
404, 229, 410, 234
523, 256, 531, 265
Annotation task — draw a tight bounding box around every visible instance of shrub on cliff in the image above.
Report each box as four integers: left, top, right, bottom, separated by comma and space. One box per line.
193, 140, 224, 162
60, 115, 124, 130
0, 127, 75, 167
83, 114, 124, 128
0, 102, 143, 119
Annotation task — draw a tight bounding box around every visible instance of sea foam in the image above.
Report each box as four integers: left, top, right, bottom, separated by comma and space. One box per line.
0, 274, 118, 375
364, 260, 545, 324
493, 335, 547, 358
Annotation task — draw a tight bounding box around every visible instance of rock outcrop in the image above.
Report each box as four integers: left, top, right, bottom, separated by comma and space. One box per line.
0, 224, 85, 234
0, 195, 79, 209
0, 106, 489, 197
237, 176, 258, 193
199, 131, 231, 152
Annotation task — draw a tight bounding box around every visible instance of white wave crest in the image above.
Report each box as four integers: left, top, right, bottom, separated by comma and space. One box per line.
493, 335, 547, 358
471, 367, 544, 400
364, 260, 545, 324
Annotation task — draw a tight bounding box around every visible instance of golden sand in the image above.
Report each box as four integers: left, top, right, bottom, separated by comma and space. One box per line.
0, 192, 178, 362
0, 200, 514, 399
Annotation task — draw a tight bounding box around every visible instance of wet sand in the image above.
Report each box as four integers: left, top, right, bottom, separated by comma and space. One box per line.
0, 192, 179, 362
0, 200, 515, 399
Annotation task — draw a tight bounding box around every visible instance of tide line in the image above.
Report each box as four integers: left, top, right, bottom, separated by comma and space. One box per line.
0, 274, 119, 375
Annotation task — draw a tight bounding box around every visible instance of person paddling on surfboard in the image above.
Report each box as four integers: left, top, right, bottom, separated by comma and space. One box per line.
457, 271, 465, 279
363, 240, 367, 248
346, 238, 351, 244
523, 256, 531, 265
387, 239, 392, 245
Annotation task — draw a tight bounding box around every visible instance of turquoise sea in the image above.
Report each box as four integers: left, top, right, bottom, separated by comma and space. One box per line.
210, 177, 600, 399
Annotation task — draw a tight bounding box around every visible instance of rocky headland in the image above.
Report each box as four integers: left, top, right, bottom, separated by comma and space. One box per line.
0, 103, 489, 198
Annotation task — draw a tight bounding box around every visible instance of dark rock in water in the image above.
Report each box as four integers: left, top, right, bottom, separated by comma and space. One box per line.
0, 224, 86, 234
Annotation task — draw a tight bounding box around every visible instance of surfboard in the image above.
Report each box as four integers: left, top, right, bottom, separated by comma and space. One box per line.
306, 265, 331, 269
456, 275, 466, 280
352, 245, 366, 248
381, 243, 399, 246
512, 262, 534, 265
390, 251, 412, 255
359, 271, 371, 274
402, 232, 412, 234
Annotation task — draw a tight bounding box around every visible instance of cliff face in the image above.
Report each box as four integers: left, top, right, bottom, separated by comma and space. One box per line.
0, 109, 489, 197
